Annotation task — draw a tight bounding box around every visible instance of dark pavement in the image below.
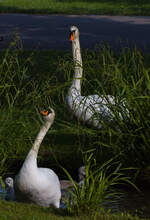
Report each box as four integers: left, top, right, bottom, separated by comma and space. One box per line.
0, 14, 150, 51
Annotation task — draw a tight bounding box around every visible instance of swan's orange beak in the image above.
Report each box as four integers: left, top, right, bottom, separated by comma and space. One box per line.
40, 110, 49, 116
69, 31, 75, 41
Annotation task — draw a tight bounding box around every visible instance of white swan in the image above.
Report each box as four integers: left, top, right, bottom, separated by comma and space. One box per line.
67, 26, 127, 128
5, 177, 15, 201
60, 166, 86, 206
14, 108, 61, 208
60, 165, 86, 190
78, 166, 85, 185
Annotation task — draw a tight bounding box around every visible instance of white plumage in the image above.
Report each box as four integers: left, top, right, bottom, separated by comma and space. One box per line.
14, 108, 61, 208
67, 26, 127, 128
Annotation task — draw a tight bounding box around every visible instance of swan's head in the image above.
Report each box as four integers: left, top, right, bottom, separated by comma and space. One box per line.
78, 166, 86, 181
5, 177, 14, 188
40, 108, 55, 123
69, 26, 79, 41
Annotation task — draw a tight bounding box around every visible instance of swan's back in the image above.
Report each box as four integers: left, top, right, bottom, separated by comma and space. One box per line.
67, 88, 116, 128
15, 160, 61, 208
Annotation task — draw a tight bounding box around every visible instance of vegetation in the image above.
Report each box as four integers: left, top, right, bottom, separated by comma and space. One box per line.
0, 199, 145, 220
0, 39, 150, 217
62, 152, 138, 215
0, 0, 150, 16
0, 40, 150, 178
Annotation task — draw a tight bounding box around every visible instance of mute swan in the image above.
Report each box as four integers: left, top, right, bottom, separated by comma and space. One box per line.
60, 165, 86, 190
78, 166, 85, 184
60, 166, 86, 206
14, 108, 61, 208
5, 177, 15, 201
60, 180, 74, 190
67, 26, 127, 128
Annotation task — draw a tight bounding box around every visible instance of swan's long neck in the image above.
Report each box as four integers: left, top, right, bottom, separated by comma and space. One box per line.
71, 38, 83, 93
32, 120, 52, 155
24, 119, 52, 167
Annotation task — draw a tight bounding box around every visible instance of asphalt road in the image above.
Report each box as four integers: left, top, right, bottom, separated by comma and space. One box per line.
0, 14, 150, 51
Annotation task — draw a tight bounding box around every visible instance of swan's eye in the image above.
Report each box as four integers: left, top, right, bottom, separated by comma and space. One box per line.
40, 110, 49, 116
69, 30, 75, 41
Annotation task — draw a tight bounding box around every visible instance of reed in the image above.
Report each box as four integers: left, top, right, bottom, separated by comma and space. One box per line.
61, 151, 138, 215
59, 45, 150, 170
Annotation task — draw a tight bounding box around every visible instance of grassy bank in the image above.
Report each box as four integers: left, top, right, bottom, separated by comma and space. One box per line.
0, 0, 150, 16
0, 200, 144, 220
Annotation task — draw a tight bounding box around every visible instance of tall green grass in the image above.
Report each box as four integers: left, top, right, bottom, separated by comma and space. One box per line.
61, 151, 138, 215
0, 40, 150, 184
60, 45, 150, 170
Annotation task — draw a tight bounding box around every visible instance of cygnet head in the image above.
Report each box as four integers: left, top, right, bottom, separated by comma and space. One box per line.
69, 26, 79, 41
40, 108, 55, 124
78, 166, 86, 182
5, 177, 14, 188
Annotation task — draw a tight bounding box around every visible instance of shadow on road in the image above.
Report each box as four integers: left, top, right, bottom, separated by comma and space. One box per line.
0, 14, 150, 51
